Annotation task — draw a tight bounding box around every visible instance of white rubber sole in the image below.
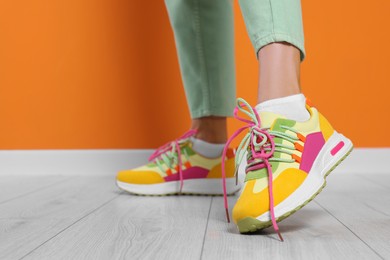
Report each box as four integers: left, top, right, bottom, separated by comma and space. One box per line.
255, 130, 353, 222
117, 177, 241, 196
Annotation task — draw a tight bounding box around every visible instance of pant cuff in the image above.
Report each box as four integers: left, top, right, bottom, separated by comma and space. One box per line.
253, 32, 306, 61
191, 107, 234, 119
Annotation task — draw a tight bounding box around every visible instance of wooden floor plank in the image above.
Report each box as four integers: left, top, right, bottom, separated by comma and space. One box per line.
1, 174, 388, 260
23, 194, 212, 260
315, 173, 390, 258
355, 173, 390, 189
0, 176, 120, 260
201, 193, 382, 259
0, 175, 70, 204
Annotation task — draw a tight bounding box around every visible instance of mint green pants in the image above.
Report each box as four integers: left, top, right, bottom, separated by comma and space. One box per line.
165, 0, 305, 118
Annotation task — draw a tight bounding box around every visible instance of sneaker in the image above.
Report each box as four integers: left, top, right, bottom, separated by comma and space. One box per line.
221, 98, 353, 240
117, 130, 241, 195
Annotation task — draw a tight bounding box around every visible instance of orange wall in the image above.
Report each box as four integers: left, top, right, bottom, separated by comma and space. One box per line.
0, 1, 389, 149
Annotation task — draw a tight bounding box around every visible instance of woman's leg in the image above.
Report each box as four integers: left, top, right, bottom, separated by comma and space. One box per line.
239, 0, 305, 103
164, 0, 235, 143
230, 0, 353, 241
116, 1, 239, 196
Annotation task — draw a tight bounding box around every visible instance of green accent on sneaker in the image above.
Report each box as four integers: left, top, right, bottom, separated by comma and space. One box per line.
244, 119, 296, 182
182, 144, 196, 156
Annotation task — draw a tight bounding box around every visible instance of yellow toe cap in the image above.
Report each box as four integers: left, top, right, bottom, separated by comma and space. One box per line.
232, 168, 307, 223
116, 170, 164, 184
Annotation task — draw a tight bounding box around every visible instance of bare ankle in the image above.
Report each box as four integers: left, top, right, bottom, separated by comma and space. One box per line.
191, 116, 227, 144
257, 42, 301, 103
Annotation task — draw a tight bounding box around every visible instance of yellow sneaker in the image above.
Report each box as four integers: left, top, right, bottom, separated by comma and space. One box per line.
222, 98, 353, 240
117, 130, 240, 195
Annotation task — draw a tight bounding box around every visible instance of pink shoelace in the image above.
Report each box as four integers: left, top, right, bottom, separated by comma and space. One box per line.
148, 129, 197, 193
221, 98, 284, 241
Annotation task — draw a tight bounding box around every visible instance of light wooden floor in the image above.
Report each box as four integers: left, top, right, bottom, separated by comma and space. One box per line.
1, 172, 389, 260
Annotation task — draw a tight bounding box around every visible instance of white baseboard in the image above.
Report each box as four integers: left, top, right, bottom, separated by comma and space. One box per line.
0, 148, 388, 176
0, 149, 153, 176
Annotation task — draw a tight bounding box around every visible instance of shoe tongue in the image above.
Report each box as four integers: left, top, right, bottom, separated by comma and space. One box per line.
257, 111, 286, 129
